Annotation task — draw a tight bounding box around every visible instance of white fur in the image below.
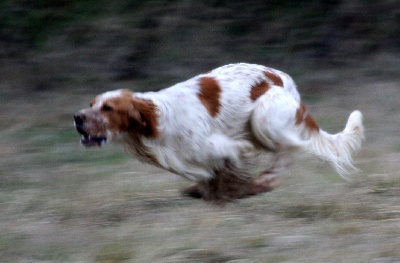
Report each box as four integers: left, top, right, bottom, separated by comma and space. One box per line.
109, 63, 364, 182
307, 110, 364, 178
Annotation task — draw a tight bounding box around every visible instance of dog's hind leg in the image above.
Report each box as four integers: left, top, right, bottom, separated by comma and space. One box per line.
250, 86, 307, 152
247, 86, 306, 193
246, 152, 292, 195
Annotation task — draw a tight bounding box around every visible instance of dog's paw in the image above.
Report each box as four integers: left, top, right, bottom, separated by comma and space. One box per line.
237, 140, 256, 159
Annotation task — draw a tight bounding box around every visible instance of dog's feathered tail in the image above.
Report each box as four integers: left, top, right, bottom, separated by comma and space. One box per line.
304, 110, 364, 178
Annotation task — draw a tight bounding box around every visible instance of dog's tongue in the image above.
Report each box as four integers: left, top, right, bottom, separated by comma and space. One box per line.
81, 135, 107, 147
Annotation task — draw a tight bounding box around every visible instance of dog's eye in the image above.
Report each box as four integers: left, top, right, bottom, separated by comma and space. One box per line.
102, 104, 113, 112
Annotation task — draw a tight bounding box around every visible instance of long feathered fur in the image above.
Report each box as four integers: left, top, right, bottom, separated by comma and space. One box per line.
306, 110, 364, 178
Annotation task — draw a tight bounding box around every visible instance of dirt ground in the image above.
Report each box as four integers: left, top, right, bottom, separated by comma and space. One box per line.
1, 60, 400, 263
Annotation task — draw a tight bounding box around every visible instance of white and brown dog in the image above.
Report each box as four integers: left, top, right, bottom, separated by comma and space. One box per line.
74, 63, 364, 201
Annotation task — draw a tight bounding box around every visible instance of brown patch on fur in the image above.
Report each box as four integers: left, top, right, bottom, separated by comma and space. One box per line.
250, 80, 271, 101
198, 77, 221, 117
264, 71, 284, 87
128, 98, 160, 138
295, 102, 307, 125
124, 135, 160, 166
295, 102, 319, 131
103, 90, 159, 138
305, 115, 320, 131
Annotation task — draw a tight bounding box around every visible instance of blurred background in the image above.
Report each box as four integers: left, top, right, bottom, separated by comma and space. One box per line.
1, 1, 400, 262
2, 0, 400, 88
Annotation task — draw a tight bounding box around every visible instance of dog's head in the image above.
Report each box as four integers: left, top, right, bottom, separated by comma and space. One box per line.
74, 89, 159, 147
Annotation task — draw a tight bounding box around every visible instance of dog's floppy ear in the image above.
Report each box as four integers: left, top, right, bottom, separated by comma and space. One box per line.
128, 98, 159, 138
129, 108, 146, 128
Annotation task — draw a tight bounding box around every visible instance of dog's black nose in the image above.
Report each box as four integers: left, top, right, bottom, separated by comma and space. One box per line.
74, 113, 86, 125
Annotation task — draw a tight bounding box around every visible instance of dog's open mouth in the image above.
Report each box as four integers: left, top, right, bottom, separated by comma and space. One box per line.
76, 126, 107, 147
81, 135, 107, 147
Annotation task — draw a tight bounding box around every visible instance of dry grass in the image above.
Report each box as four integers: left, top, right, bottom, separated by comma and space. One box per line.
1, 71, 400, 262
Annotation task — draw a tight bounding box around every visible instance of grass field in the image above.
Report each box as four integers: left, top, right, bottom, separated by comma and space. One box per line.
1, 67, 400, 262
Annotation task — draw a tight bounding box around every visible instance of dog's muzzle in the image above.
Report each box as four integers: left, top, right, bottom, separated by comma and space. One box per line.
74, 113, 107, 147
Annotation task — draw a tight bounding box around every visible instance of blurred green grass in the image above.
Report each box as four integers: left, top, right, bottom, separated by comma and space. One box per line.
0, 125, 128, 168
